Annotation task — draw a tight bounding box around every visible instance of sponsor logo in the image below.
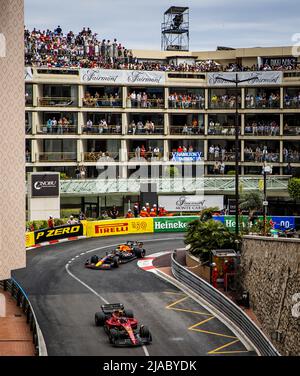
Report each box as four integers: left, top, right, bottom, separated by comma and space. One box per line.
95, 222, 129, 234
155, 221, 187, 230
130, 221, 147, 231
34, 180, 57, 190
35, 225, 81, 240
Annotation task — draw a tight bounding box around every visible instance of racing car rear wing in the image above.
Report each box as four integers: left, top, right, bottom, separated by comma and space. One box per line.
101, 303, 124, 313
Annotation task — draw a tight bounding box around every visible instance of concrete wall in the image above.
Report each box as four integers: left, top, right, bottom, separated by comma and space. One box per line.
0, 0, 25, 279
241, 236, 300, 355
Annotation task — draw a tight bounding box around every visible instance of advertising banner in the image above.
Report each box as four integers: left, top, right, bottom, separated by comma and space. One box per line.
25, 231, 35, 248
31, 173, 60, 198
154, 216, 198, 233
34, 223, 84, 244
213, 216, 295, 231
158, 195, 224, 212
171, 152, 202, 162
80, 69, 166, 85
207, 71, 283, 87
87, 218, 154, 237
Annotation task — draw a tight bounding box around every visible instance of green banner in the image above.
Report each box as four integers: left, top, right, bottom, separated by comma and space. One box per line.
154, 216, 198, 233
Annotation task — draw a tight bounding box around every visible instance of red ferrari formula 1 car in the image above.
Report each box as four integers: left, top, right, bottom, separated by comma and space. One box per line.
95, 303, 152, 347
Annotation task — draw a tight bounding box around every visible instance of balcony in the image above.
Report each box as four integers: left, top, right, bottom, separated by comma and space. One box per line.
37, 152, 77, 162
168, 99, 204, 110
83, 96, 122, 108
127, 98, 164, 109
283, 126, 300, 136
38, 124, 77, 135
244, 151, 280, 163
244, 124, 280, 136
207, 152, 238, 162
38, 97, 76, 107
83, 151, 119, 162
128, 124, 164, 135
83, 124, 122, 135
245, 97, 280, 109
128, 150, 163, 161
207, 125, 238, 136
170, 126, 204, 135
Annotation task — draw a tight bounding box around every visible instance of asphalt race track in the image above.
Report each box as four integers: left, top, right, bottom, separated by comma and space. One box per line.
13, 234, 254, 356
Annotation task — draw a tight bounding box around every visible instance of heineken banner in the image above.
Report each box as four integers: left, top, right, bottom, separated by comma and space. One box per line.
154, 216, 198, 233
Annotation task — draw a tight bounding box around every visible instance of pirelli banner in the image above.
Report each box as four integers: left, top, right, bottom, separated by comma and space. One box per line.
25, 231, 35, 248
87, 218, 154, 237
34, 223, 84, 244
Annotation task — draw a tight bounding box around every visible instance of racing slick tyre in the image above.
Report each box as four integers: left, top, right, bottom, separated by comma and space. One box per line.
140, 325, 152, 341
95, 312, 106, 326
112, 256, 120, 268
134, 248, 146, 258
124, 309, 134, 318
109, 329, 120, 344
90, 255, 99, 264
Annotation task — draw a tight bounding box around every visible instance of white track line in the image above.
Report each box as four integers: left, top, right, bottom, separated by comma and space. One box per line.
65, 237, 184, 356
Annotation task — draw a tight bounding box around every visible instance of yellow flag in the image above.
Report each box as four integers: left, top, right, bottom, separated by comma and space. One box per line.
258, 179, 264, 191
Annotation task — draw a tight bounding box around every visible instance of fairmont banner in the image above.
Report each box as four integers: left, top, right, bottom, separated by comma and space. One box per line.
158, 195, 224, 212
80, 69, 166, 85
207, 71, 283, 86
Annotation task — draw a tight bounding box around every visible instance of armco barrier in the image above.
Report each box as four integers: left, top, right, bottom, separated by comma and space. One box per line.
171, 250, 280, 356
0, 278, 47, 356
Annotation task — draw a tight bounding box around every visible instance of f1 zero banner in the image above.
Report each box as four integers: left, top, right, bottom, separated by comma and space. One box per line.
80, 69, 166, 86
88, 218, 154, 237
34, 224, 84, 244
154, 216, 198, 233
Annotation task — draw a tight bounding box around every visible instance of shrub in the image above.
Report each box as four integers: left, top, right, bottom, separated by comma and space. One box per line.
185, 219, 239, 262
288, 178, 300, 200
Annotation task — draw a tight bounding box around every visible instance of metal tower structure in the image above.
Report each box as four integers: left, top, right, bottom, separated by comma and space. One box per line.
161, 6, 189, 51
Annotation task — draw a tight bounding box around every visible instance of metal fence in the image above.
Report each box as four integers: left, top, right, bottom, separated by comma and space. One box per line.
0, 278, 46, 356
171, 250, 280, 356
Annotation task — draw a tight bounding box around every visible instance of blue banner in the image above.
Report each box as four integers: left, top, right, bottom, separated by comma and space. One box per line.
171, 152, 202, 162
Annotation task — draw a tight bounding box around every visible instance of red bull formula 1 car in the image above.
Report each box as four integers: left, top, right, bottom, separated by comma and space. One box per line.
95, 303, 152, 347
85, 241, 146, 270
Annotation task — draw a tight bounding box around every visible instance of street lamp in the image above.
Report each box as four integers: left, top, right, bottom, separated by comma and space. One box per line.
215, 73, 259, 236
262, 162, 272, 235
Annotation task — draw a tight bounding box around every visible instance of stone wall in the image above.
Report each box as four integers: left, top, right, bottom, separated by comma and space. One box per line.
241, 236, 300, 356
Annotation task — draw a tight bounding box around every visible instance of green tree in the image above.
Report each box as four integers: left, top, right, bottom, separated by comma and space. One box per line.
288, 178, 300, 200
239, 191, 263, 216
185, 219, 238, 262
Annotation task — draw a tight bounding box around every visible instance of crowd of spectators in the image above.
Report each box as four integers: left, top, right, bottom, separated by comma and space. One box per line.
25, 26, 299, 72
127, 92, 164, 108
128, 120, 163, 135
210, 94, 241, 109
244, 145, 279, 162
83, 91, 121, 107
208, 120, 237, 135
284, 92, 300, 108
244, 120, 279, 136
168, 92, 204, 109
245, 92, 280, 108
45, 116, 74, 133
84, 119, 121, 134
283, 147, 300, 162
133, 145, 161, 160
208, 145, 235, 161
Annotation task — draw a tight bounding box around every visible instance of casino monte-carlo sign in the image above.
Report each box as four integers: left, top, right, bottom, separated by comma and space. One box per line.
80, 69, 166, 85
207, 71, 283, 86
